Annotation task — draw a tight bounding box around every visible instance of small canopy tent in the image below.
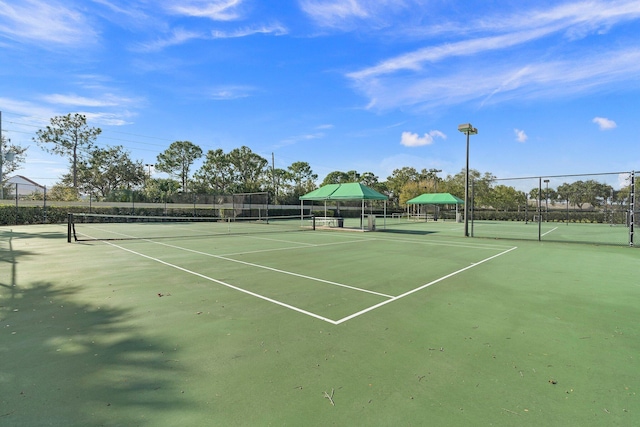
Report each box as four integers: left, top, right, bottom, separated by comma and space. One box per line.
299, 183, 388, 230
406, 193, 464, 221
406, 193, 464, 205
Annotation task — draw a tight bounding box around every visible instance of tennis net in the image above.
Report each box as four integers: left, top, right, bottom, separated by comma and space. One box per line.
67, 213, 315, 242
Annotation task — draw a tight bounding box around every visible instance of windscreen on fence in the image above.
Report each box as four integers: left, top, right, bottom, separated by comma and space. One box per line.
470, 172, 636, 246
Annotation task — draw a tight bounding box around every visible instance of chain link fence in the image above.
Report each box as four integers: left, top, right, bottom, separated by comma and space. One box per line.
469, 171, 637, 246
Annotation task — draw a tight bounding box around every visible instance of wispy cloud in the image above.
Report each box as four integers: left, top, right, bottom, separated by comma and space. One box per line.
400, 130, 446, 147
209, 85, 256, 100
135, 23, 286, 52
164, 0, 244, 21
0, 0, 97, 47
82, 111, 136, 126
276, 132, 325, 148
42, 93, 121, 107
346, 1, 640, 111
299, 0, 369, 27
299, 0, 418, 31
514, 129, 528, 143
593, 116, 617, 130
211, 23, 287, 39
134, 28, 205, 52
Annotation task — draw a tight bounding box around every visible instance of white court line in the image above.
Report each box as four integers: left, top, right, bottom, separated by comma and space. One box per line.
333, 246, 518, 324
372, 234, 513, 251
148, 240, 395, 299
78, 228, 517, 325
98, 240, 340, 324
542, 227, 559, 237
78, 222, 382, 298
235, 234, 318, 247
220, 238, 370, 257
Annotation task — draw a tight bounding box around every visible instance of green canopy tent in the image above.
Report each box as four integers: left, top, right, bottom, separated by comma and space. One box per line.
300, 183, 388, 230
406, 193, 464, 221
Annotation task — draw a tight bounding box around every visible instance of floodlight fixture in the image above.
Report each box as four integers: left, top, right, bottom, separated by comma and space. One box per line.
458, 123, 478, 135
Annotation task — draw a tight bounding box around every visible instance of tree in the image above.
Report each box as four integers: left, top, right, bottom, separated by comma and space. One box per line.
156, 141, 203, 192
398, 181, 424, 206
270, 167, 292, 204
1, 135, 27, 178
33, 113, 102, 189
385, 167, 420, 200
69, 145, 145, 200
227, 146, 268, 193
359, 172, 378, 187
321, 171, 351, 186
556, 183, 572, 208
47, 184, 81, 201
143, 178, 181, 203
443, 169, 495, 207
1, 135, 27, 198
487, 185, 525, 211
287, 161, 317, 198
193, 148, 233, 194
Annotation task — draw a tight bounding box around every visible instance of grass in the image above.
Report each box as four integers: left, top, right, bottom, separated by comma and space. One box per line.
1, 221, 638, 426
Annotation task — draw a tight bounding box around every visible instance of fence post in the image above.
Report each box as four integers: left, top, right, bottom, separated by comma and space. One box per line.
538, 178, 542, 241
630, 171, 635, 247
14, 183, 18, 225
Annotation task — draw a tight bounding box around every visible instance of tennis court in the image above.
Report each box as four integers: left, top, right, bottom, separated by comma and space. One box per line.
1, 219, 638, 426
469, 219, 633, 246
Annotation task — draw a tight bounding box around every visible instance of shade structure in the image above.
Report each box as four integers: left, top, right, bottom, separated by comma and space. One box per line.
299, 182, 387, 201
406, 193, 464, 205
299, 183, 388, 230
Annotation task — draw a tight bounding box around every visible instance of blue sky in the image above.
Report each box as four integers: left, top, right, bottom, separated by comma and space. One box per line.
1, 0, 640, 189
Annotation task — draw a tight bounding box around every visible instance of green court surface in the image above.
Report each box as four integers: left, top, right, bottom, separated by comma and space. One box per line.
1, 221, 638, 426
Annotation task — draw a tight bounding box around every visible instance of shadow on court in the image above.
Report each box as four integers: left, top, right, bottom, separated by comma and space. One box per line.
0, 281, 192, 426
379, 229, 439, 236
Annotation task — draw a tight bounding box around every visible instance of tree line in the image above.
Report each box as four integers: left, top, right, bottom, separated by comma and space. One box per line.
1, 113, 636, 211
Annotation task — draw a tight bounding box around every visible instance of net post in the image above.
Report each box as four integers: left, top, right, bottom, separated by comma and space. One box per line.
312, 215, 316, 230
67, 213, 73, 243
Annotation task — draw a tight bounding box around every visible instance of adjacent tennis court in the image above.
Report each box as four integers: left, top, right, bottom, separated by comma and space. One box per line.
1, 220, 638, 426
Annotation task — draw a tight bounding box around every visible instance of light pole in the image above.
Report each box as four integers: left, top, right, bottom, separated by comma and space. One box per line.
145, 164, 154, 182
458, 123, 478, 237
429, 168, 442, 220
543, 179, 550, 221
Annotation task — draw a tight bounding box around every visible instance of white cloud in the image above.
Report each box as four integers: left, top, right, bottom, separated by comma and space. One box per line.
352, 47, 640, 111
514, 129, 528, 143
210, 85, 256, 100
592, 116, 617, 130
346, 0, 640, 111
299, 0, 417, 31
211, 23, 288, 39
42, 94, 119, 107
276, 132, 325, 148
401, 130, 446, 147
134, 28, 205, 52
165, 0, 244, 21
299, 0, 370, 27
0, 0, 97, 47
136, 24, 286, 52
